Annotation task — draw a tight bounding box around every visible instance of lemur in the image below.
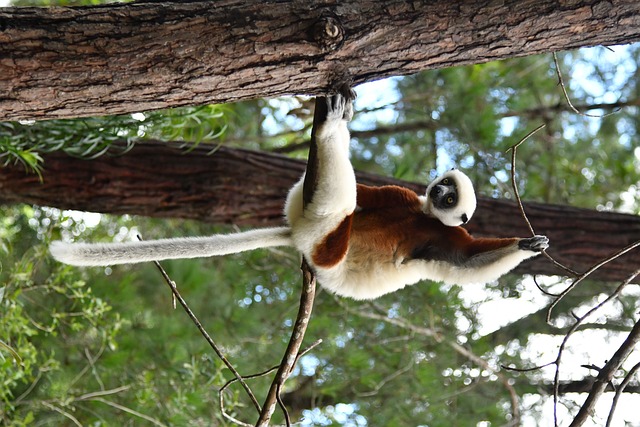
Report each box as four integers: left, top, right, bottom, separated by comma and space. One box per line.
51, 88, 549, 300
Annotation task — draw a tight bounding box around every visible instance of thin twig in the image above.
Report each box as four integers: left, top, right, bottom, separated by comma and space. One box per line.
356, 357, 415, 397
506, 123, 546, 236
606, 361, 640, 427
219, 339, 322, 426
552, 52, 620, 119
220, 365, 280, 425
91, 397, 169, 427
554, 269, 640, 427
76, 385, 132, 401
506, 125, 579, 278
501, 361, 556, 373
276, 382, 291, 427
546, 240, 640, 322
40, 401, 83, 427
68, 338, 107, 390
568, 314, 640, 427
137, 235, 262, 416
533, 276, 561, 297
15, 369, 43, 404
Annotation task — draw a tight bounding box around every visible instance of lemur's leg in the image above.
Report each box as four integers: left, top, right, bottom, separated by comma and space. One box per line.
285, 89, 356, 224
284, 88, 357, 265
304, 89, 357, 218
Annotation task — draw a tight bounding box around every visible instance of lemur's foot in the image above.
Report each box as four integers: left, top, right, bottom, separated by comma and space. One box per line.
326, 85, 356, 122
518, 235, 549, 252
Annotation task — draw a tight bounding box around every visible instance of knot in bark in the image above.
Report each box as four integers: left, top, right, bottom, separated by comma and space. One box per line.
312, 16, 344, 51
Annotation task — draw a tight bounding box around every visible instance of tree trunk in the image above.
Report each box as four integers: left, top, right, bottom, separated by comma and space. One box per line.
1, 0, 639, 120
1, 141, 638, 282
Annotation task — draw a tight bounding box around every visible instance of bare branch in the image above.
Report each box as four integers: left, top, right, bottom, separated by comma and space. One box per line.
570, 316, 640, 427
39, 401, 83, 427
552, 52, 620, 119
507, 124, 579, 278
256, 95, 328, 426
554, 269, 640, 427
137, 235, 262, 421
507, 123, 546, 236
90, 397, 169, 427
606, 361, 640, 427
505, 125, 640, 427
547, 241, 640, 322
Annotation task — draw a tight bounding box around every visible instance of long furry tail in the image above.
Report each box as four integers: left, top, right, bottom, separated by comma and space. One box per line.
50, 227, 293, 266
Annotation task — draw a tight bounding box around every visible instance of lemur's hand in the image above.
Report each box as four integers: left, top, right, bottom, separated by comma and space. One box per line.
326, 85, 356, 122
518, 235, 549, 252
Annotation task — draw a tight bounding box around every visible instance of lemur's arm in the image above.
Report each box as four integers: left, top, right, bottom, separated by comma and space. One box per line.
407, 225, 548, 284
410, 225, 548, 266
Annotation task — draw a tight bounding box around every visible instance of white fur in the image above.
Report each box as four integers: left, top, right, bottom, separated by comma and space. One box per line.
284, 113, 356, 265
50, 227, 292, 266
312, 245, 539, 300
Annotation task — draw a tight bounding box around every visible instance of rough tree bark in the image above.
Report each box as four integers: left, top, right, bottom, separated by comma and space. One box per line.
1, 141, 638, 282
1, 0, 639, 120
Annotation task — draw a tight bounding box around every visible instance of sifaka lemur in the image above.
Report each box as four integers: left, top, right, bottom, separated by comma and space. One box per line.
51, 88, 549, 300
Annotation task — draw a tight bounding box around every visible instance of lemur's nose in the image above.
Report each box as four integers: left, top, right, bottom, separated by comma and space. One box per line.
434, 185, 446, 195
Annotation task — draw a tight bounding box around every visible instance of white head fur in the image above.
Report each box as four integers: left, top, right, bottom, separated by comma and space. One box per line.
423, 169, 476, 227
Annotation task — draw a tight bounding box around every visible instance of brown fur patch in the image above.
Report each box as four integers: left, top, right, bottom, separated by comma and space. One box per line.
356, 184, 421, 210
312, 214, 353, 267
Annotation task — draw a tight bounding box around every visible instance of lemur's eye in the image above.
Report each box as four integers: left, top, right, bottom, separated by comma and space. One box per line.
442, 178, 450, 185
446, 196, 454, 205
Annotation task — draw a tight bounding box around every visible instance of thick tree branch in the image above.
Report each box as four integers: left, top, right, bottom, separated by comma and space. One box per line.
1, 0, 640, 120
1, 142, 639, 281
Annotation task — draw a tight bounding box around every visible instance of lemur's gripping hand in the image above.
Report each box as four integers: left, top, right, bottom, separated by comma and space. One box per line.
326, 86, 357, 122
518, 235, 549, 253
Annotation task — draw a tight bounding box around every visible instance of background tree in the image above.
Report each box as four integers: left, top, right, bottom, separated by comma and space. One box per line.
1, 1, 640, 426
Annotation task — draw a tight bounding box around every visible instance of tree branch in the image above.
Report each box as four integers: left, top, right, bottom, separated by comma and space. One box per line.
2, 141, 640, 281
569, 316, 640, 427
2, 0, 640, 120
138, 235, 263, 422
255, 95, 328, 426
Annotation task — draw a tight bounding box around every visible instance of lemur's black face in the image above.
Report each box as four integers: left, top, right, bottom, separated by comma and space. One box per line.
426, 169, 476, 227
429, 177, 459, 210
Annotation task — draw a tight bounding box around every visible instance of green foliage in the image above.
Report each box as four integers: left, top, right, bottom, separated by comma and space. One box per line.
0, 105, 229, 174
351, 47, 640, 212
0, 211, 121, 425
2, 40, 640, 426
